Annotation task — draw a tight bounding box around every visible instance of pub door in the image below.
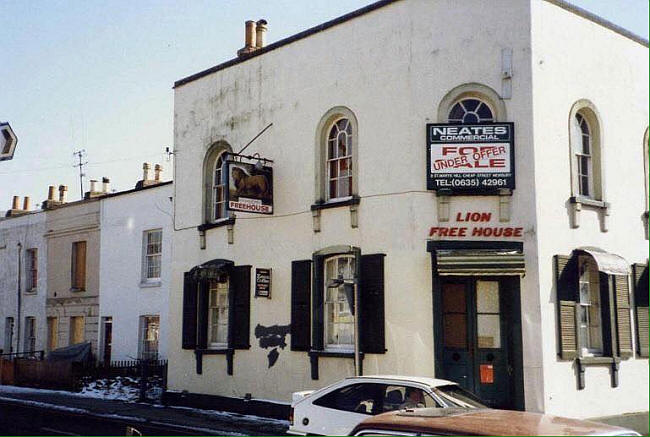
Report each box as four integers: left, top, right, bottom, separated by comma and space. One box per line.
435, 276, 523, 410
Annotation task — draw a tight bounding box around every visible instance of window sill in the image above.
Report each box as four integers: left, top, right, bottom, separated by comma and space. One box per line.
578, 356, 620, 365
197, 217, 235, 232
140, 280, 162, 288
311, 196, 360, 212
24, 289, 37, 295
69, 287, 86, 292
569, 196, 609, 210
308, 349, 363, 359
195, 348, 230, 355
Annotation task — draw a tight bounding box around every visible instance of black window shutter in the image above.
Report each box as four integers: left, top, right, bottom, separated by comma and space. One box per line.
231, 265, 251, 349
291, 260, 312, 351
311, 255, 325, 351
555, 255, 578, 360
633, 263, 649, 357
197, 280, 209, 349
182, 272, 198, 350
614, 274, 633, 359
360, 254, 386, 354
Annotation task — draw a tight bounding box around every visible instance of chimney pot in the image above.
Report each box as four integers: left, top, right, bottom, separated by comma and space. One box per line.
48, 186, 55, 201
154, 164, 162, 181
143, 162, 151, 181
22, 196, 30, 211
89, 179, 98, 193
102, 177, 110, 193
255, 19, 268, 49
245, 20, 256, 48
12, 196, 20, 210
58, 185, 68, 203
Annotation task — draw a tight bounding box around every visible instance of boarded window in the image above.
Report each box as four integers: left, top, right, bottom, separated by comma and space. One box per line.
47, 317, 58, 352
71, 241, 87, 290
69, 316, 85, 345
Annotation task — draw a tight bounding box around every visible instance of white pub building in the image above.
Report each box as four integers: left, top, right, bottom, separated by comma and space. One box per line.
166, 0, 649, 430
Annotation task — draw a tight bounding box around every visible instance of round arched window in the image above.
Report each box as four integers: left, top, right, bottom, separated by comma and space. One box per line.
448, 98, 494, 124
326, 118, 353, 200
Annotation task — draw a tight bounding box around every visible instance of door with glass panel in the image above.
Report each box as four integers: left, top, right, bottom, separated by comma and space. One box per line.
439, 277, 515, 409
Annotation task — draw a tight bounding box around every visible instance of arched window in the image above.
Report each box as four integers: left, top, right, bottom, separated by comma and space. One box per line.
569, 101, 603, 201
448, 98, 494, 124
573, 113, 593, 197
203, 141, 232, 223
327, 118, 353, 200
315, 107, 359, 204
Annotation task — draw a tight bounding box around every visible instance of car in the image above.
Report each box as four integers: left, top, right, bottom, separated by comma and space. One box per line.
287, 375, 486, 436
349, 407, 641, 436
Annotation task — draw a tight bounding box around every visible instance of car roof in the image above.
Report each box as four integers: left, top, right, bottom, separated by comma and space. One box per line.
346, 375, 456, 388
352, 408, 638, 436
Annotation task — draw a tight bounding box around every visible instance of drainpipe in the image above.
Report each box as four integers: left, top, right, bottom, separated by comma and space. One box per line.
16, 242, 22, 354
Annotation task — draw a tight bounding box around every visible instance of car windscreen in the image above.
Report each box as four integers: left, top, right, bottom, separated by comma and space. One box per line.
432, 385, 487, 408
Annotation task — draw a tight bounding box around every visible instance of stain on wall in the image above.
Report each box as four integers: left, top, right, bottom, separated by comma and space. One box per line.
254, 324, 290, 368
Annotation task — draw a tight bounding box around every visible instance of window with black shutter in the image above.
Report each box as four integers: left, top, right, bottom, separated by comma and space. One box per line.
291, 260, 312, 351
181, 261, 251, 375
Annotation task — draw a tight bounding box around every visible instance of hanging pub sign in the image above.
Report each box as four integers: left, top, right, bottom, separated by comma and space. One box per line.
255, 268, 272, 298
226, 160, 273, 214
426, 123, 515, 193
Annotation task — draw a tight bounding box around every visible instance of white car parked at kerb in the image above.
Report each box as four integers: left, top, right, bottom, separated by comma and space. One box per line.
287, 375, 485, 436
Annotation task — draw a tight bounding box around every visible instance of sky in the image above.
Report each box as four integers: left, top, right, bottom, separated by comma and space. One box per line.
1, 0, 648, 209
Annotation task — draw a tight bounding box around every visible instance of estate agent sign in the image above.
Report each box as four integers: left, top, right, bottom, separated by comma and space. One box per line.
426, 123, 515, 193
226, 161, 273, 214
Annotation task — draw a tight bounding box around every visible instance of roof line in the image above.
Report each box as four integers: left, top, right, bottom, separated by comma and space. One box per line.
174, 0, 647, 89
544, 0, 648, 47
173, 0, 401, 88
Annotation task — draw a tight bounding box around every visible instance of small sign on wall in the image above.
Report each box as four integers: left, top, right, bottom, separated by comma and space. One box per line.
255, 268, 272, 298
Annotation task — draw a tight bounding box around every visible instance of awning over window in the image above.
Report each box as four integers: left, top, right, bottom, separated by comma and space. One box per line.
189, 258, 234, 281
575, 247, 630, 276
427, 242, 525, 276
433, 249, 525, 276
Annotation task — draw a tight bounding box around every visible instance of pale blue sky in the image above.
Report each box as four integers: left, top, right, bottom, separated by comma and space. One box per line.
1, 0, 647, 207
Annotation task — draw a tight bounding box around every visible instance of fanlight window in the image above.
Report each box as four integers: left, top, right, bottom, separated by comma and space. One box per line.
327, 118, 353, 201
448, 98, 494, 124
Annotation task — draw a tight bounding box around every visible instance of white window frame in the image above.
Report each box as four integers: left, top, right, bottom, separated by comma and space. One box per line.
326, 118, 353, 202
447, 98, 495, 124
574, 113, 594, 198
578, 255, 603, 356
324, 255, 356, 351
139, 315, 160, 360
142, 229, 162, 284
212, 153, 227, 221
25, 248, 38, 292
208, 279, 229, 349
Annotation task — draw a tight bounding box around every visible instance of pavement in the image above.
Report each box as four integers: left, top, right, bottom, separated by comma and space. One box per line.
0, 385, 289, 436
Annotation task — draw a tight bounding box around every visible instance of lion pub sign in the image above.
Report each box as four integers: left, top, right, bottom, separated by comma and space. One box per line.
226, 161, 273, 214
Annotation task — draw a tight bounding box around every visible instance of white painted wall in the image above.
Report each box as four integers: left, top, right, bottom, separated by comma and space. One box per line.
98, 183, 173, 361
170, 0, 538, 404
531, 0, 649, 419
0, 211, 48, 355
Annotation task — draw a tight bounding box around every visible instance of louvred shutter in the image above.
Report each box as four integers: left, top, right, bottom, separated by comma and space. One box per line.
311, 256, 325, 351
555, 255, 578, 360
291, 260, 312, 351
182, 272, 198, 350
633, 263, 649, 358
614, 274, 633, 359
360, 254, 386, 354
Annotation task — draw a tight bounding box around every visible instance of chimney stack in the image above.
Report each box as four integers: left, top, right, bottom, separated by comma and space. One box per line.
5, 195, 27, 217
22, 196, 30, 211
255, 19, 267, 49
58, 185, 68, 203
42, 185, 64, 209
154, 164, 162, 181
102, 177, 110, 193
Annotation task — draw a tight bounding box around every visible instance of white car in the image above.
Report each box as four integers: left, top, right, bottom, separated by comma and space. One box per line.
287, 375, 485, 436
